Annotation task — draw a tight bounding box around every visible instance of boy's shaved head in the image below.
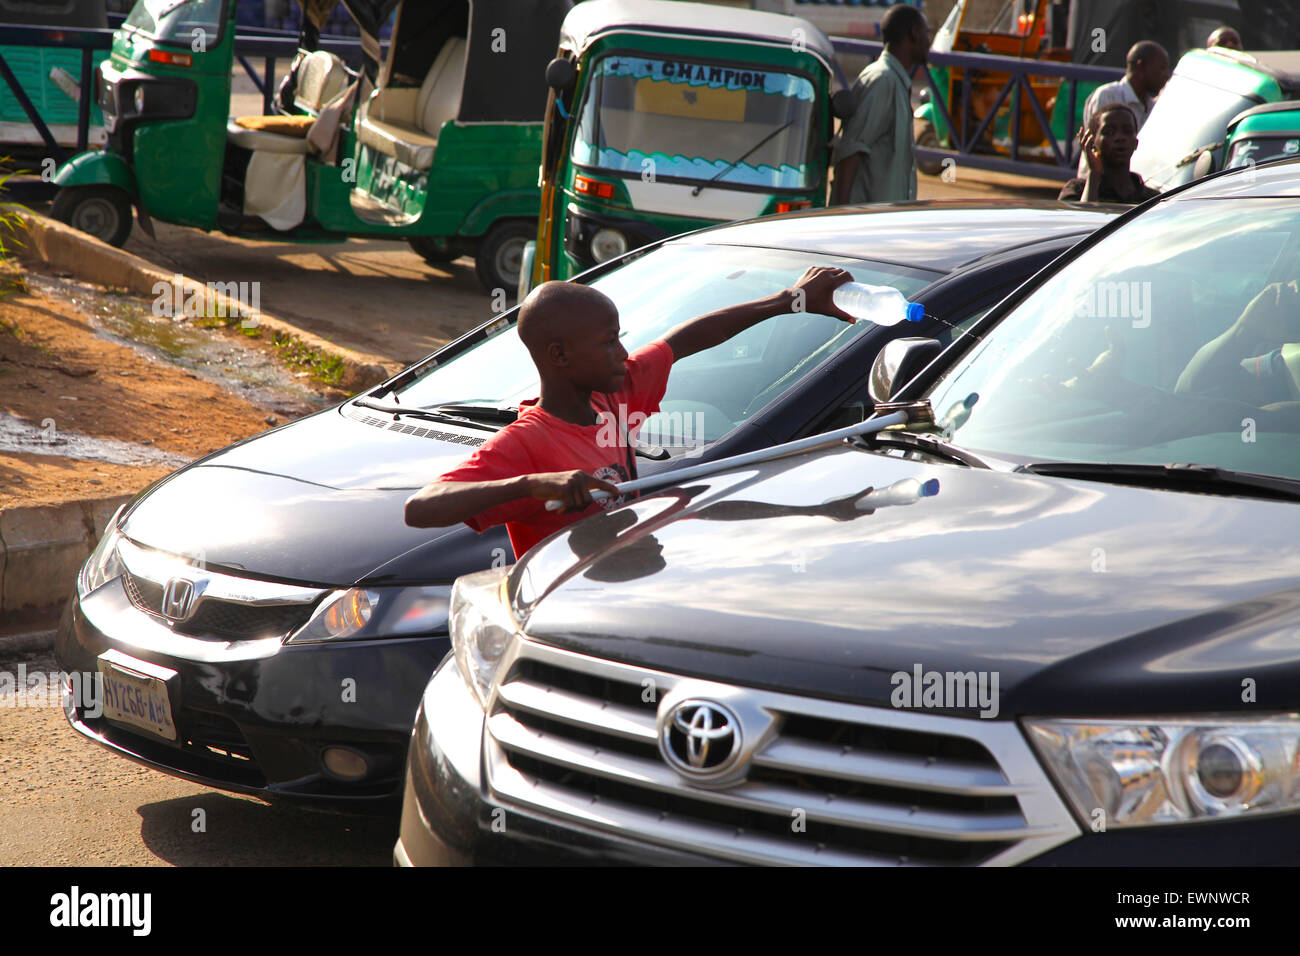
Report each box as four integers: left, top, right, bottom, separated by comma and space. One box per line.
517, 281, 618, 358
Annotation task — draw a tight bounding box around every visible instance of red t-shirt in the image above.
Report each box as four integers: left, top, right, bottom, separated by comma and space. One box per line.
437, 340, 675, 558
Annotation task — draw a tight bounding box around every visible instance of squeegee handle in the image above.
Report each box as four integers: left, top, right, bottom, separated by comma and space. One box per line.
543, 411, 908, 511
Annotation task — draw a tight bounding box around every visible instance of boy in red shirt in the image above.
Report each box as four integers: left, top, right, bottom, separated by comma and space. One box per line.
403, 266, 854, 558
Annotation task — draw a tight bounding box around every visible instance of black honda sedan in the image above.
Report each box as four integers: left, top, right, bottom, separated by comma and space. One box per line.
56, 200, 1118, 810
396, 160, 1300, 864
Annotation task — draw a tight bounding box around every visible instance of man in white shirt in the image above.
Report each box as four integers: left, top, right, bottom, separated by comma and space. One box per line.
1076, 41, 1170, 175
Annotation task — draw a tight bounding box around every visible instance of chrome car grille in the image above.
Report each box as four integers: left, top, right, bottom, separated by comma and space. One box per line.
484, 639, 1080, 866
117, 538, 326, 641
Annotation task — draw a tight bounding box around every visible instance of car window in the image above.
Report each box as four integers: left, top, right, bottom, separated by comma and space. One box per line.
924, 198, 1300, 481
396, 244, 935, 453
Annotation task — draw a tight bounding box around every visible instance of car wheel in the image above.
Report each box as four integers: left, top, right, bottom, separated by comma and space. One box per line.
914, 120, 945, 178
50, 185, 133, 247
407, 236, 459, 265
475, 220, 535, 294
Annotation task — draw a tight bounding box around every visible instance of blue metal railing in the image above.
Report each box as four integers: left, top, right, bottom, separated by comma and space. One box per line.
0, 23, 362, 163
831, 38, 1124, 181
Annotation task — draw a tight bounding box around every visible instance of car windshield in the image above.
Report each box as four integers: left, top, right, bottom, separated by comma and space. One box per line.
394, 244, 933, 453
572, 54, 821, 191
924, 198, 1300, 482
123, 0, 225, 45
1131, 73, 1259, 189
1226, 135, 1300, 170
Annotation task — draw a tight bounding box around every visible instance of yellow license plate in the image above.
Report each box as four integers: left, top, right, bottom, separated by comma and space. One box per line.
97, 650, 177, 742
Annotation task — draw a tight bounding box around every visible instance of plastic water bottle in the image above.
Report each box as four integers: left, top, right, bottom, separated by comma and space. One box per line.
854, 477, 941, 511
832, 282, 925, 326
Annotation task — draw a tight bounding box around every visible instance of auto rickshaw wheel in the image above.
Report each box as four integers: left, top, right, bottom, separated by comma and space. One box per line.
51, 185, 133, 247
914, 120, 945, 178
407, 236, 460, 265
475, 220, 535, 294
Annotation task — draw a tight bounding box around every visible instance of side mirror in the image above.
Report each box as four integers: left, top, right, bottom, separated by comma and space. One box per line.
869, 337, 942, 405
546, 57, 576, 91
831, 88, 856, 121
1192, 148, 1216, 179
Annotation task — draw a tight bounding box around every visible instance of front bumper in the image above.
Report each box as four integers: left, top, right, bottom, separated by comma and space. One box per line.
397, 656, 1300, 866
56, 579, 448, 810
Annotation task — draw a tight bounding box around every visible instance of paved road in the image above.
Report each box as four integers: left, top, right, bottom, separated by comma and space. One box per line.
0, 646, 396, 866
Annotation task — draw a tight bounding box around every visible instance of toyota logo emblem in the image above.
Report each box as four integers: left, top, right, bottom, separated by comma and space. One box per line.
660, 700, 741, 778
162, 577, 196, 621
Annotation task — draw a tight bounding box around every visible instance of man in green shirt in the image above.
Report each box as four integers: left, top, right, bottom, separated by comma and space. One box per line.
832, 5, 931, 205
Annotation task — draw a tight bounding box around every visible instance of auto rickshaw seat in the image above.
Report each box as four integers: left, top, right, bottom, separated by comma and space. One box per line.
293, 50, 351, 115
226, 119, 313, 154
229, 50, 352, 152
356, 37, 466, 170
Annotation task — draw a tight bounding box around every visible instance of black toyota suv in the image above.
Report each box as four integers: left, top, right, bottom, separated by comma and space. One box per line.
397, 161, 1300, 864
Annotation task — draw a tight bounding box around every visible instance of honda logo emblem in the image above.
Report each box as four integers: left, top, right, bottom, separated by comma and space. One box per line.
162, 577, 196, 621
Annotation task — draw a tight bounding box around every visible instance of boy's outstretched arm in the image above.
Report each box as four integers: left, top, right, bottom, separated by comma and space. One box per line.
404, 470, 621, 528
663, 266, 856, 361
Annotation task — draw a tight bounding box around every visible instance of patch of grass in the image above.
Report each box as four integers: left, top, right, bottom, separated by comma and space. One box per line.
272, 329, 345, 385
0, 158, 30, 300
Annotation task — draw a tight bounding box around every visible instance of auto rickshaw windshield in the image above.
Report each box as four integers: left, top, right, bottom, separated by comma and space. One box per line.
1227, 136, 1300, 170
123, 0, 226, 44
572, 54, 820, 191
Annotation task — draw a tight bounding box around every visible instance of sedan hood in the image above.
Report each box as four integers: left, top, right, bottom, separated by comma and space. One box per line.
515, 446, 1300, 716
119, 405, 506, 585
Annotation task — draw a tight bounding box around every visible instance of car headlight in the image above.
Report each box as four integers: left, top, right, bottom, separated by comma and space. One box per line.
448, 567, 516, 708
1025, 716, 1300, 828
77, 512, 125, 598
285, 585, 452, 644
133, 85, 145, 112
589, 227, 628, 263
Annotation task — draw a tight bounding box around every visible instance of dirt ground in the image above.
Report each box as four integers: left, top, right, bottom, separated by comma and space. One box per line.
0, 263, 341, 511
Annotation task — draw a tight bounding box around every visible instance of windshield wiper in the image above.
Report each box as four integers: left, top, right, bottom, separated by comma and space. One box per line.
422, 403, 518, 424
692, 120, 795, 196
1175, 140, 1225, 169
1017, 461, 1300, 503
352, 399, 500, 433
852, 430, 993, 469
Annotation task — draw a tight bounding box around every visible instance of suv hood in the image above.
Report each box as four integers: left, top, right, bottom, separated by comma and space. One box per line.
119, 405, 507, 585
515, 445, 1300, 716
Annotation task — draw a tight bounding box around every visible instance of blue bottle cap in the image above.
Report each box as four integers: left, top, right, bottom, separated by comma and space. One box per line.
905, 302, 925, 323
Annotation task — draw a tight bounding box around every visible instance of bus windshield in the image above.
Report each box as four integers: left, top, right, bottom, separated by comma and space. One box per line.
572, 54, 820, 191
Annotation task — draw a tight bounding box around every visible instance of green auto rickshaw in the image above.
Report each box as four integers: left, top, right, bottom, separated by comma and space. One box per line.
51, 0, 571, 291
1133, 47, 1300, 190
527, 0, 845, 289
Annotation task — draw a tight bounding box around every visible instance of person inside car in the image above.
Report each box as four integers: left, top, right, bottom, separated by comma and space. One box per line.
1176, 279, 1300, 405
403, 266, 855, 558
1059, 104, 1161, 204
1054, 280, 1300, 436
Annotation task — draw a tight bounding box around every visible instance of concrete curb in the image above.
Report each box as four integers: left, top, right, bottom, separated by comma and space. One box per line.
0, 494, 132, 624
0, 629, 56, 655
11, 211, 404, 392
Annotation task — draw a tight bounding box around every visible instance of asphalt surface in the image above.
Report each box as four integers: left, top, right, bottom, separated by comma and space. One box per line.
0, 647, 396, 866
